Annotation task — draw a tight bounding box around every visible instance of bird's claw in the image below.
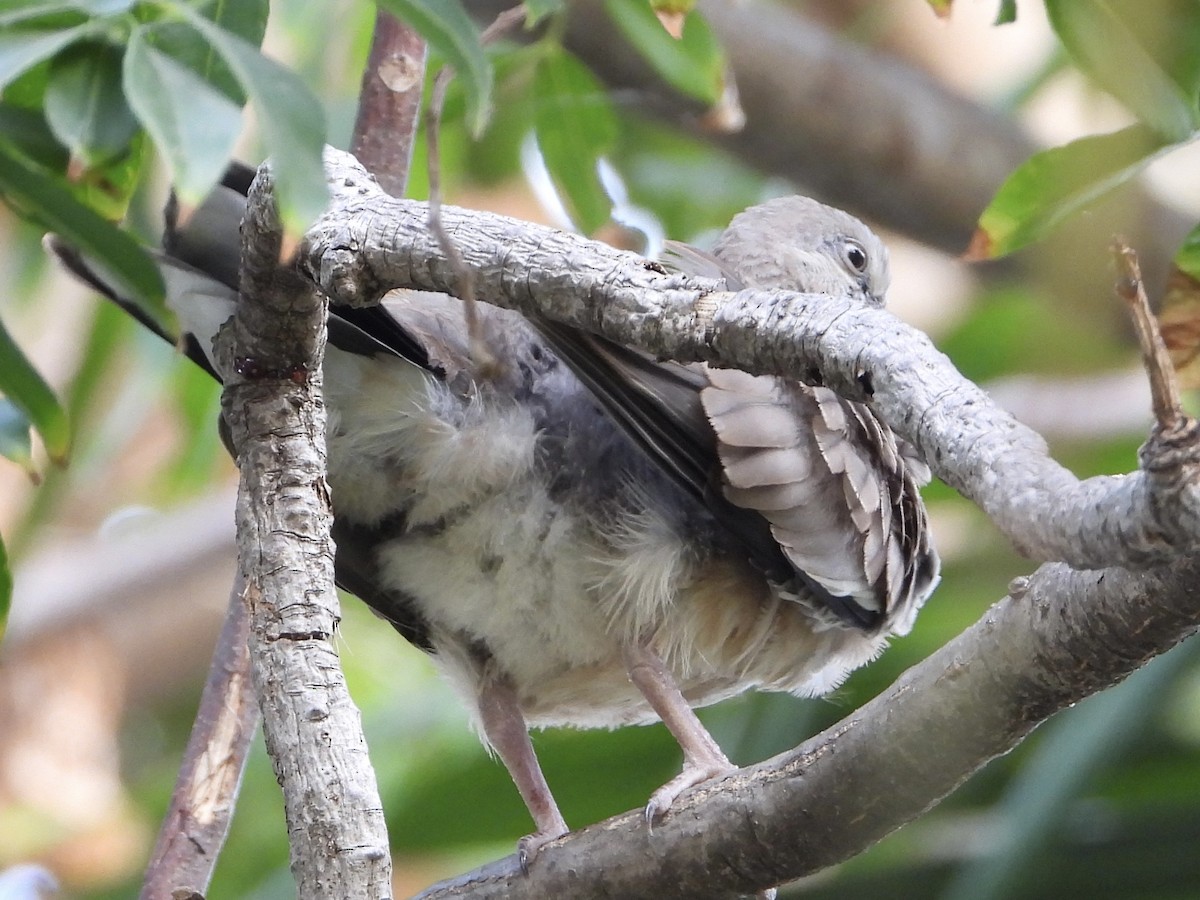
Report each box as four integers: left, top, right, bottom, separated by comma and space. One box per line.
516, 825, 569, 874
644, 759, 737, 828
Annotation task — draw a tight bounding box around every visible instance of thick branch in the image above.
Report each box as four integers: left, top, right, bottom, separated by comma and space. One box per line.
300, 150, 1200, 570
416, 553, 1200, 899
218, 165, 391, 898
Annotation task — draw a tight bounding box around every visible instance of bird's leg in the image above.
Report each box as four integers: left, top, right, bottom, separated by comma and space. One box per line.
623, 643, 736, 823
477, 674, 568, 868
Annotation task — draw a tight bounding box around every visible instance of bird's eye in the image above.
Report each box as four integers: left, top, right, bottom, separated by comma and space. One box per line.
843, 240, 868, 274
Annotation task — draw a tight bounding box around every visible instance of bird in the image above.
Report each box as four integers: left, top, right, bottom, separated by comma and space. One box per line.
50, 165, 940, 862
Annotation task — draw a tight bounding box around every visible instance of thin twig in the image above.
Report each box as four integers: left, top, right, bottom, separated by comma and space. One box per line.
140, 572, 258, 900
1113, 239, 1184, 430
351, 10, 427, 197
424, 5, 526, 376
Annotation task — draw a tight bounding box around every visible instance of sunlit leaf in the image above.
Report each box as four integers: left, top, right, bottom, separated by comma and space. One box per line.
1159, 222, 1200, 390
1045, 0, 1198, 139
0, 141, 163, 303
534, 49, 616, 235
375, 0, 492, 136
0, 399, 37, 480
167, 8, 328, 232
43, 39, 138, 167
0, 317, 68, 463
966, 125, 1181, 260
124, 26, 242, 206
604, 0, 724, 105
0, 25, 92, 90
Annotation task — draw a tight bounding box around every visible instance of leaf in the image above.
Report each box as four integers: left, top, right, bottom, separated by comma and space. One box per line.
1159, 222, 1200, 389
994, 0, 1018, 25
0, 25, 92, 90
925, 0, 953, 18
44, 39, 139, 167
0, 317, 69, 463
374, 0, 492, 136
203, 0, 269, 46
0, 399, 37, 480
966, 125, 1181, 260
534, 49, 616, 235
0, 102, 68, 170
604, 0, 724, 105
0, 141, 163, 304
139, 0, 270, 106
166, 8, 329, 232
1044, 0, 1198, 140
0, 1, 87, 28
523, 0, 565, 26
124, 26, 242, 206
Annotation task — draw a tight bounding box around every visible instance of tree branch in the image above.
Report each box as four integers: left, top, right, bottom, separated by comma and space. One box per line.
300, 150, 1200, 571
140, 573, 257, 900
351, 10, 427, 198
414, 554, 1200, 899
216, 165, 391, 898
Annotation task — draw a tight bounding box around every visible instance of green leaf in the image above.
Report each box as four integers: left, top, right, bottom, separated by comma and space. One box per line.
44, 39, 139, 166
604, 0, 724, 105
166, 8, 328, 231
968, 125, 1182, 259
124, 26, 242, 206
1174, 221, 1200, 282
0, 102, 68, 170
534, 49, 616, 235
994, 0, 1017, 25
0, 141, 163, 303
374, 0, 492, 136
138, 21, 245, 104
140, 0, 271, 106
201, 0, 269, 46
0, 25, 93, 90
1045, 0, 1198, 140
524, 0, 565, 26
0, 1, 87, 28
924, 0, 953, 18
0, 317, 69, 463
0, 399, 37, 479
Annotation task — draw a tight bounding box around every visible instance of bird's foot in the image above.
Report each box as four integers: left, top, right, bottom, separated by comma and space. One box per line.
645, 755, 737, 825
517, 823, 569, 874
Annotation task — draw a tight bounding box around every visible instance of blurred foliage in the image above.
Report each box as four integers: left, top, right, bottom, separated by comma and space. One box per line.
0, 1, 1199, 899
969, 0, 1200, 262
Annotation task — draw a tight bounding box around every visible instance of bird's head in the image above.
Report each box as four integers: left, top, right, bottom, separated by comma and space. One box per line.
712, 196, 890, 305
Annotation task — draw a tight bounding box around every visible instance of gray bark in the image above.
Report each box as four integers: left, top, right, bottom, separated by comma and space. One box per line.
413, 556, 1199, 899
217, 164, 392, 899
302, 149, 1200, 573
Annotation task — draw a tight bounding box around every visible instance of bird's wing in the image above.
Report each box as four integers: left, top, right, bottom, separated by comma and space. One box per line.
534, 243, 939, 634
701, 369, 939, 633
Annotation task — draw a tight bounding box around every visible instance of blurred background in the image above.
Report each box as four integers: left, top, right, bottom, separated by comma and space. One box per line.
2, 0, 1199, 897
